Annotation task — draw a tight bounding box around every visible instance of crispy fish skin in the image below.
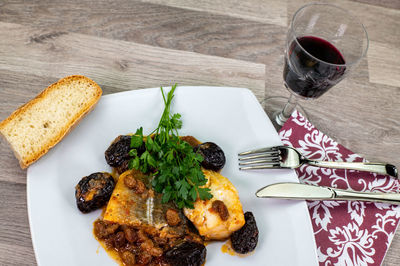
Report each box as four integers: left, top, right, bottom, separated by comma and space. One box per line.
184, 169, 245, 240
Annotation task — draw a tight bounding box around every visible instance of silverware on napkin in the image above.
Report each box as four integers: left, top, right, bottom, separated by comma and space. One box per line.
256, 182, 400, 204
239, 145, 398, 178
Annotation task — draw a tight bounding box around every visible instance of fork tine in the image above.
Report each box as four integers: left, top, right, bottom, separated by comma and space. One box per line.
238, 146, 279, 156
238, 153, 280, 161
239, 158, 280, 165
239, 146, 283, 170
239, 164, 281, 170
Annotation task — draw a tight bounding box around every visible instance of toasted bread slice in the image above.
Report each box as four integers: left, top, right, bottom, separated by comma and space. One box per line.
0, 75, 102, 168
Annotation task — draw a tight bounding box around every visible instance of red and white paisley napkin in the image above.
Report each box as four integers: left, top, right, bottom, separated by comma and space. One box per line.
278, 111, 400, 266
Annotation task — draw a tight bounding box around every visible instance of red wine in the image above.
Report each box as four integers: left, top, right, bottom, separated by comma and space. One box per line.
283, 36, 346, 98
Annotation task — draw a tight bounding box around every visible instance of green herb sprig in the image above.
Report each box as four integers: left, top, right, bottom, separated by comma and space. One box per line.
128, 85, 212, 209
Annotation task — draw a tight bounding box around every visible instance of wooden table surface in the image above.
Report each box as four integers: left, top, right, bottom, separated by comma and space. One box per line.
0, 0, 399, 265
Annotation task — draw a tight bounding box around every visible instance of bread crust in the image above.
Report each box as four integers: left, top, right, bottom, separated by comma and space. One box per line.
0, 75, 102, 169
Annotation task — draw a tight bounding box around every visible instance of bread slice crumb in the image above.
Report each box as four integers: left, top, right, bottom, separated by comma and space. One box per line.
0, 75, 102, 168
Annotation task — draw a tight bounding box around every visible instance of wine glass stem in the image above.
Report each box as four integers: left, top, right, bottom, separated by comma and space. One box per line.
275, 93, 298, 126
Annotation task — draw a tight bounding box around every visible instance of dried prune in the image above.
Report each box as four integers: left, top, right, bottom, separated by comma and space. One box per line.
194, 142, 225, 171
105, 135, 132, 167
115, 160, 130, 175
105, 135, 146, 173
165, 241, 206, 266
231, 211, 258, 254
75, 172, 115, 213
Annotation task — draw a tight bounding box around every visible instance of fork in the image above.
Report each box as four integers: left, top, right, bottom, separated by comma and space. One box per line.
238, 146, 398, 178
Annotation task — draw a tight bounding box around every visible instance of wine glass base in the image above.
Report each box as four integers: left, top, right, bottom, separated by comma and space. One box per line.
262, 96, 308, 131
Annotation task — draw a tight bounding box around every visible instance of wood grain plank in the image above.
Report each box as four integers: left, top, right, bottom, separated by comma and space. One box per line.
0, 0, 286, 65
0, 141, 27, 184
0, 243, 36, 266
0, 22, 265, 100
0, 21, 265, 173
287, 0, 400, 47
350, 0, 400, 10
368, 41, 400, 87
384, 236, 400, 265
0, 181, 35, 266
139, 0, 288, 26
0, 182, 32, 247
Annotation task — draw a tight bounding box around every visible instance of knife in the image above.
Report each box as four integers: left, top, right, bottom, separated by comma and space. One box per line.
256, 182, 400, 204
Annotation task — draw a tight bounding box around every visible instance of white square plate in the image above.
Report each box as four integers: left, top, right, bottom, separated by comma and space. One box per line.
27, 86, 318, 266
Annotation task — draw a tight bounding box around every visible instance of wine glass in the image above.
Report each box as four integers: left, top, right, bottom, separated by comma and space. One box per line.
264, 3, 369, 129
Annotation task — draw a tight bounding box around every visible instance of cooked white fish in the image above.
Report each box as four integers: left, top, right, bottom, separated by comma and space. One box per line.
184, 169, 245, 240
103, 169, 188, 237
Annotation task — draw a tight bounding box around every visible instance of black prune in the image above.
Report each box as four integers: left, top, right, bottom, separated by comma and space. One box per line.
105, 135, 146, 173
115, 159, 130, 175
75, 172, 115, 213
165, 241, 206, 266
194, 142, 226, 171
105, 135, 132, 167
231, 212, 259, 254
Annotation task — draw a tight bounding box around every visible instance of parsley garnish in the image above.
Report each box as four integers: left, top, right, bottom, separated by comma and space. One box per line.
128, 84, 212, 208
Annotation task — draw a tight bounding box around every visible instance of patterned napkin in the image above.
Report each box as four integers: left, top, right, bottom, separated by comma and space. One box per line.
278, 111, 400, 266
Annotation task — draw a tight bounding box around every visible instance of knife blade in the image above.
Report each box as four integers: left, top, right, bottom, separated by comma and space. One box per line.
256, 182, 400, 204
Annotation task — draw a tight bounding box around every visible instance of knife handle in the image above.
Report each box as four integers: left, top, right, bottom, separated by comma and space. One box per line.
330, 187, 400, 204
306, 160, 398, 178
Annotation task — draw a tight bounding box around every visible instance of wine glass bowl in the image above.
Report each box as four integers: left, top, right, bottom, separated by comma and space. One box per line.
283, 35, 347, 99
265, 3, 369, 128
